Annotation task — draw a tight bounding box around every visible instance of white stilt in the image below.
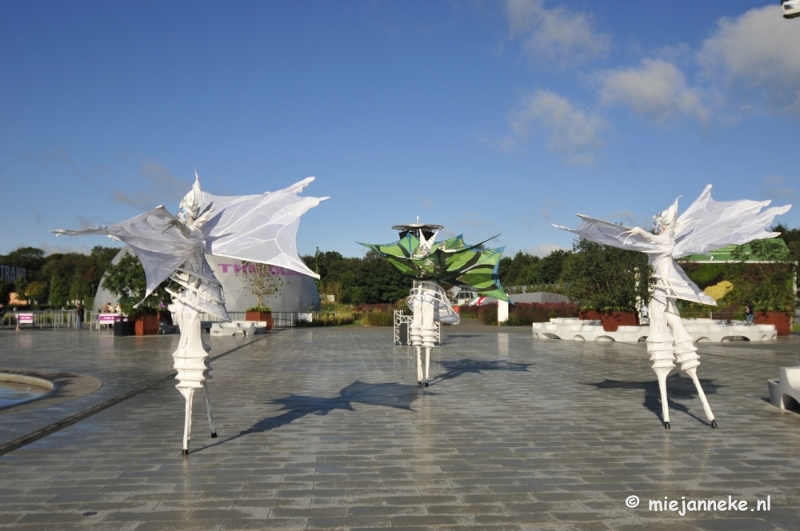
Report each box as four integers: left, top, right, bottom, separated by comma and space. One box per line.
181, 388, 194, 454
653, 367, 671, 428
424, 348, 430, 384
685, 368, 716, 425
203, 381, 217, 437
415, 346, 423, 384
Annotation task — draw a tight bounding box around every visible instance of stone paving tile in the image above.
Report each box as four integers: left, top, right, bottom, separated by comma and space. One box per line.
2, 326, 800, 530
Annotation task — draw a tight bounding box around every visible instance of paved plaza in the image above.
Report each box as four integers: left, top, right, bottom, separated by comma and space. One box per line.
1, 322, 800, 530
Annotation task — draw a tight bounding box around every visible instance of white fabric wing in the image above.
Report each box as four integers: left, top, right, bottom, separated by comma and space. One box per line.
53, 207, 204, 302
552, 216, 660, 253
200, 177, 328, 279
673, 185, 791, 258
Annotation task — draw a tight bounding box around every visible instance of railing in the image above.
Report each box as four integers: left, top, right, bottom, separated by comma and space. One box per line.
1, 310, 330, 331
197, 311, 312, 329
1, 309, 80, 330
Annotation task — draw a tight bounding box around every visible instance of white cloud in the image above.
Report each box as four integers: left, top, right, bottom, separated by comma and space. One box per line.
110, 160, 192, 211
527, 243, 567, 257
21, 147, 72, 171
597, 59, 710, 125
699, 5, 800, 114
505, 0, 611, 67
40, 243, 93, 256
759, 175, 797, 201
507, 89, 607, 167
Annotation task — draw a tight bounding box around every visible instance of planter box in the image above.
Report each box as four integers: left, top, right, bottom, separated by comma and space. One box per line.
245, 311, 274, 331
134, 314, 160, 336
580, 310, 638, 332
755, 311, 791, 336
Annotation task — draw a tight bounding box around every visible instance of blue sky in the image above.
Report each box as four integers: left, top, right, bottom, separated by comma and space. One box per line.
2, 1, 799, 260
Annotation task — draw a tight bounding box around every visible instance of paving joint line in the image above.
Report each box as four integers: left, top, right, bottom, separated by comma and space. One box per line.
0, 334, 268, 456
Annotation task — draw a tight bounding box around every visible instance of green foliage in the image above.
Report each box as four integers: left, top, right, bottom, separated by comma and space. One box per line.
477, 304, 497, 325
560, 239, 651, 312
26, 280, 49, 303
676, 262, 726, 290
726, 262, 794, 312
0, 280, 9, 306
498, 249, 571, 288
0, 247, 46, 273
13, 274, 27, 303
360, 310, 395, 326
459, 303, 499, 325
773, 223, 800, 272
302, 249, 412, 305
296, 309, 356, 327
101, 253, 171, 316
677, 300, 715, 319
246, 306, 272, 313
49, 275, 69, 308
0, 245, 118, 308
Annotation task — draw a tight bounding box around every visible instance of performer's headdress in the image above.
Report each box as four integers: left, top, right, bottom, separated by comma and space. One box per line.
178, 172, 203, 221
653, 196, 680, 237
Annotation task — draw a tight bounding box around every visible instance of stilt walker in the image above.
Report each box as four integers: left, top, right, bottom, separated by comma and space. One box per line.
54, 173, 327, 453
361, 221, 509, 386
555, 185, 790, 428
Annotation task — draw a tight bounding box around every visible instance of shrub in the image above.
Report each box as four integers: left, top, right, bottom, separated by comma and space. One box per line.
477, 304, 498, 325
296, 310, 355, 327
502, 302, 580, 326
360, 311, 394, 326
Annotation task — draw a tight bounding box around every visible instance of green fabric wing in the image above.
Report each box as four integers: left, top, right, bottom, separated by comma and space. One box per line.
358, 234, 508, 301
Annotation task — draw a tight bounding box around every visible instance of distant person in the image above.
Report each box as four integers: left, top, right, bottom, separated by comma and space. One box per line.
102, 302, 113, 329
745, 304, 754, 324
76, 302, 84, 330
0, 303, 5, 331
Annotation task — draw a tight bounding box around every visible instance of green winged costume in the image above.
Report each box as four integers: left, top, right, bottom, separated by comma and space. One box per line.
359, 232, 508, 302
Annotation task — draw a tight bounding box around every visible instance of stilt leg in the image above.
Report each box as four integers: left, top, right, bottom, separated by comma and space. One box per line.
685, 368, 716, 427
653, 367, 671, 429
182, 388, 194, 455
416, 346, 423, 385
202, 382, 217, 438
424, 348, 430, 387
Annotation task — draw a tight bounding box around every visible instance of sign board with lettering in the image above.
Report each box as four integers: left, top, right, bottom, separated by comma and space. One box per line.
98, 313, 121, 323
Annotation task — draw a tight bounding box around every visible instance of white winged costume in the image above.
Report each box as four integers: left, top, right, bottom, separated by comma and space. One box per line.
556, 185, 790, 429
54, 175, 327, 453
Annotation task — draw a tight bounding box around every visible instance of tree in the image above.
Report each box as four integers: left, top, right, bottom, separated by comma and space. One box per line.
49, 274, 69, 308
0, 246, 46, 272
560, 239, 651, 312
238, 261, 284, 310
101, 253, 171, 316
26, 280, 49, 304
356, 250, 413, 304
538, 249, 570, 285
0, 280, 9, 306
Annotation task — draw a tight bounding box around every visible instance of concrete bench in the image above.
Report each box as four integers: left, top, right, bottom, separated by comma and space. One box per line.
533, 319, 776, 343
210, 322, 262, 337
768, 367, 800, 410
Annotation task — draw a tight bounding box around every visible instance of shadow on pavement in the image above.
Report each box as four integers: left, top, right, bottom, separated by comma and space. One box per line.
587, 373, 723, 426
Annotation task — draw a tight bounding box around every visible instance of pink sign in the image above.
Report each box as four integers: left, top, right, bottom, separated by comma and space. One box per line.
18, 313, 33, 323
98, 313, 121, 323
